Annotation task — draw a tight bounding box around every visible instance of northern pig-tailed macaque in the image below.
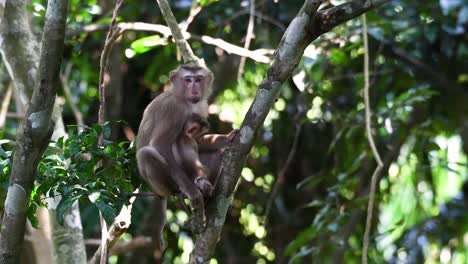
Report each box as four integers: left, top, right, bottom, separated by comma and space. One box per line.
173, 101, 214, 197
136, 64, 237, 251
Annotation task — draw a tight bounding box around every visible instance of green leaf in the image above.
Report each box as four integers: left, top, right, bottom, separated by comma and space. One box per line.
296, 174, 323, 190
56, 136, 64, 149
0, 139, 14, 145
103, 122, 111, 139
285, 225, 319, 256
95, 199, 117, 225
43, 154, 63, 163
426, 141, 441, 152
199, 0, 218, 6
289, 247, 318, 264
0, 146, 8, 158
28, 203, 40, 229
88, 191, 101, 203
130, 35, 166, 54
56, 192, 83, 225
302, 200, 324, 208
329, 49, 349, 66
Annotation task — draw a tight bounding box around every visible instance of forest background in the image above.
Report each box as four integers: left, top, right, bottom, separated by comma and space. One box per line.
0, 0, 467, 263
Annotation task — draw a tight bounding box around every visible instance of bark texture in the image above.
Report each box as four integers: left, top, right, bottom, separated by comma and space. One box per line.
0, 1, 70, 263
189, 0, 392, 262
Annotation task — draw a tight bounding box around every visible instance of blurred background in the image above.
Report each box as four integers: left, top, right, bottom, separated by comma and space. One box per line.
1, 0, 467, 263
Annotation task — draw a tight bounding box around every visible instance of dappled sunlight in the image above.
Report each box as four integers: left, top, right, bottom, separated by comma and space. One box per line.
378, 135, 468, 262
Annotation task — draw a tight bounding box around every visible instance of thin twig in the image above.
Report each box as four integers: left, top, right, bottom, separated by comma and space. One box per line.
224, 10, 286, 31
361, 14, 384, 264
182, 4, 202, 31
96, 1, 124, 263
98, 0, 124, 131
237, 0, 256, 80
221, 0, 284, 30
264, 118, 303, 223
0, 83, 12, 129
60, 63, 84, 128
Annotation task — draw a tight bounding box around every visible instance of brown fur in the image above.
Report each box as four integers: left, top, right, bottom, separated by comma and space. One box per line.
136, 64, 237, 252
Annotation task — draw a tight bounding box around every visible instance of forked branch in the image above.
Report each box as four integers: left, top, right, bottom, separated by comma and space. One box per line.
155, 0, 201, 65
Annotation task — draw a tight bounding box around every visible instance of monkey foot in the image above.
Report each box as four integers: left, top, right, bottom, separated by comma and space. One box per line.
194, 177, 214, 197
155, 236, 166, 252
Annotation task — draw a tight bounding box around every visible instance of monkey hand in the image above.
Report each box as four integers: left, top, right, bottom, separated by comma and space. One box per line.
227, 129, 239, 143
195, 177, 214, 197
155, 236, 166, 254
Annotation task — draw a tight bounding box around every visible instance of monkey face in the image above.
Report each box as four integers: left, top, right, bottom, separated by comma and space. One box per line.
182, 74, 205, 103
170, 65, 213, 104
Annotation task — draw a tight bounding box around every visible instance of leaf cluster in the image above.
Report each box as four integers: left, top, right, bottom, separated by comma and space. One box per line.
32, 122, 140, 226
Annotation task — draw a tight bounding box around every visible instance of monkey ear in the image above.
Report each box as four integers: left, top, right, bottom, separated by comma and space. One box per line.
169, 70, 178, 83
204, 70, 213, 83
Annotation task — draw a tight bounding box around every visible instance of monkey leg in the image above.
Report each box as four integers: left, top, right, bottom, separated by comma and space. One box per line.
199, 149, 224, 192
173, 139, 213, 197
158, 144, 207, 233
136, 146, 175, 197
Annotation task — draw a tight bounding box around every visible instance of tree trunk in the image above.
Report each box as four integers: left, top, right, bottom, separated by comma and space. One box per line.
48, 106, 87, 264
0, 0, 87, 262
0, 0, 70, 263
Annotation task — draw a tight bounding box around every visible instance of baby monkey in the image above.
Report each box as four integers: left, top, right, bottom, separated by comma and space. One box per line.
173, 101, 214, 197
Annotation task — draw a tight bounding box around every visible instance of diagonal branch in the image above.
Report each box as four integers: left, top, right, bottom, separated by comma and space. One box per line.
0, 0, 69, 263
155, 0, 199, 64
190, 0, 393, 262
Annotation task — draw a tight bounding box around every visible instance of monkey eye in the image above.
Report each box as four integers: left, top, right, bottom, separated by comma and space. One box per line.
194, 76, 204, 83
183, 76, 193, 83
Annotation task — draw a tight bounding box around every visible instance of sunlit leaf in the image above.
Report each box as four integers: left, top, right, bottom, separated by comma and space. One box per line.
56, 192, 83, 225
130, 35, 167, 55
329, 49, 349, 66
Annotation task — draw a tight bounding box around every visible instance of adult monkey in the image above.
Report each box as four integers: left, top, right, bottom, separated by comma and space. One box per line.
136, 63, 236, 250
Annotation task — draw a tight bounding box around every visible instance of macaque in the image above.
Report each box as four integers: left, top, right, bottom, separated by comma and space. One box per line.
136, 64, 237, 251
173, 101, 214, 197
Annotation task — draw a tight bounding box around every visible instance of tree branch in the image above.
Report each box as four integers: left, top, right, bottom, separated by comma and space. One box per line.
361, 13, 384, 264
60, 64, 84, 128
317, 0, 390, 35
95, 1, 124, 263
155, 0, 199, 64
88, 190, 138, 264
0, 0, 40, 113
190, 0, 392, 262
237, 0, 256, 80
190, 1, 324, 263
68, 22, 273, 64
0, 0, 69, 263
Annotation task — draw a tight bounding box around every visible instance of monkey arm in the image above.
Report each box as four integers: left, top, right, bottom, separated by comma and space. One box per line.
197, 129, 238, 151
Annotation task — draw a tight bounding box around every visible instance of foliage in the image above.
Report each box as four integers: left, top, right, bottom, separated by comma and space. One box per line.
0, 122, 139, 227
1, 0, 468, 263
36, 122, 139, 225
